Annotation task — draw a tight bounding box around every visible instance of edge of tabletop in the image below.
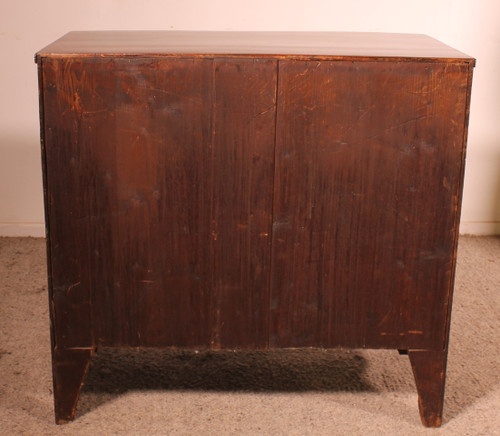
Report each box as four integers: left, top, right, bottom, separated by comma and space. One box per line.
34, 31, 476, 66
34, 52, 476, 66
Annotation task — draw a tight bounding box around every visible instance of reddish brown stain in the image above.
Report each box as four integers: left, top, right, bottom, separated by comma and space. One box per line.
37, 32, 473, 427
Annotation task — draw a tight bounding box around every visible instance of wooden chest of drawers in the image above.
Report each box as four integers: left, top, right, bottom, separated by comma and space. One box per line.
35, 31, 474, 426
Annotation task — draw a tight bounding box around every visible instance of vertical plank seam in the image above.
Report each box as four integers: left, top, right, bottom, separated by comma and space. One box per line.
267, 59, 280, 349
209, 58, 219, 348
38, 57, 57, 351
88, 57, 97, 350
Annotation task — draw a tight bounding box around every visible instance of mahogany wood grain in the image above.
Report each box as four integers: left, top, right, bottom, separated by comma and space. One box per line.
51, 348, 94, 424
42, 57, 215, 347
409, 350, 448, 427
210, 58, 276, 348
270, 60, 470, 350
41, 56, 277, 350
36, 31, 474, 426
36, 31, 474, 63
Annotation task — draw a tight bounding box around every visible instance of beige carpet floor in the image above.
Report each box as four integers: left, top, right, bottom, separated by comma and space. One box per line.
0, 236, 499, 435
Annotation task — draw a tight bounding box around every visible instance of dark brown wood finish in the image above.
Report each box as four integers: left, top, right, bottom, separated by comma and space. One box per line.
100, 56, 214, 347
36, 31, 474, 427
36, 31, 473, 62
42, 56, 213, 348
51, 348, 94, 424
210, 58, 276, 348
42, 56, 276, 349
408, 350, 448, 427
43, 57, 96, 350
270, 60, 470, 350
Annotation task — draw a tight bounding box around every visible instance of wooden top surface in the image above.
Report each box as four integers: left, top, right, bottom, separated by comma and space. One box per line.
35, 31, 474, 63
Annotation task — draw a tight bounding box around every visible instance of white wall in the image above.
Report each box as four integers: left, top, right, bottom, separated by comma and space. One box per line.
1, 0, 499, 236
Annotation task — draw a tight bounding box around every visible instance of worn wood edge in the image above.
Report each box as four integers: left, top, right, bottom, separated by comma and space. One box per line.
34, 31, 475, 62
39, 60, 96, 424
37, 58, 59, 366
38, 59, 61, 359
442, 63, 476, 351
88, 344, 448, 352
53, 348, 95, 424
38, 59, 65, 424
408, 349, 448, 427
35, 52, 476, 65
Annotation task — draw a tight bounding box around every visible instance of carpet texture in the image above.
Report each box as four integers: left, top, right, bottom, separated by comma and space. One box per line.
0, 236, 499, 435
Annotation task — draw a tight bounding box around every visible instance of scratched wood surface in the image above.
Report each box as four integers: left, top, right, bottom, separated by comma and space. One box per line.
41, 56, 276, 349
37, 33, 474, 426
270, 60, 470, 350
35, 31, 474, 62
210, 58, 276, 348
41, 57, 471, 352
